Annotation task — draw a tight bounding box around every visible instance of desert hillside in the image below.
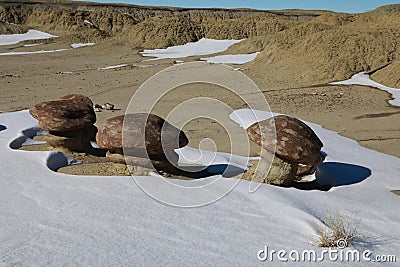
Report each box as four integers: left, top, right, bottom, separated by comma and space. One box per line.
1, 0, 399, 88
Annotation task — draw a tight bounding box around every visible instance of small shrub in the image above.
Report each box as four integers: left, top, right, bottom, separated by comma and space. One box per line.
318, 214, 360, 248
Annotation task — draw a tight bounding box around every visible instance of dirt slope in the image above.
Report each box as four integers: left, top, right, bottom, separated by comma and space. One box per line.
0, 0, 399, 87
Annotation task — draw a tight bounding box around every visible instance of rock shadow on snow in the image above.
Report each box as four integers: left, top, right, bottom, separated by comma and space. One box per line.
293, 162, 371, 191
9, 126, 46, 149
47, 151, 82, 171
175, 164, 246, 179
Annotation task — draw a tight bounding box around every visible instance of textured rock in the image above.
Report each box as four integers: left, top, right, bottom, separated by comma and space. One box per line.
246, 115, 324, 186
48, 125, 97, 140
60, 94, 94, 107
267, 158, 297, 186
45, 127, 95, 152
0, 21, 28, 34
247, 115, 323, 165
106, 151, 177, 173
103, 103, 114, 110
242, 147, 297, 186
96, 113, 188, 156
29, 99, 96, 132
29, 95, 97, 152
296, 162, 321, 178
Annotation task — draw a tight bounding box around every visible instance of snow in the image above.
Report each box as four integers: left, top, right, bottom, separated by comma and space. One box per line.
97, 64, 128, 70
0, 49, 68, 56
176, 146, 258, 169
0, 42, 95, 56
23, 43, 41, 47
0, 29, 57, 46
140, 38, 245, 60
201, 52, 260, 64
330, 72, 400, 107
70, 42, 96, 48
140, 38, 258, 64
0, 109, 399, 265
83, 19, 94, 26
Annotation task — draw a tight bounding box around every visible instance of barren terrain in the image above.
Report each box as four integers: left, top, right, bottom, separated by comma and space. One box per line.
1, 0, 399, 159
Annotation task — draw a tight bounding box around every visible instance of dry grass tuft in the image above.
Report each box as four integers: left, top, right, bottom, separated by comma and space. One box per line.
318, 214, 360, 248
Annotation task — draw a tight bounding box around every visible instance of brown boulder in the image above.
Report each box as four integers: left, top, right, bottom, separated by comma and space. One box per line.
247, 115, 323, 165
45, 127, 95, 152
29, 99, 96, 131
59, 94, 93, 107
96, 113, 188, 156
246, 115, 324, 186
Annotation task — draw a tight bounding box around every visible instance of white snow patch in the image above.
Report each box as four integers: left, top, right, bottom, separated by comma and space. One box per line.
330, 72, 400, 107
0, 109, 399, 265
70, 42, 95, 48
97, 64, 128, 70
0, 49, 68, 56
0, 42, 95, 56
83, 19, 94, 26
175, 146, 257, 169
0, 29, 57, 46
201, 52, 260, 64
23, 43, 41, 47
140, 38, 245, 60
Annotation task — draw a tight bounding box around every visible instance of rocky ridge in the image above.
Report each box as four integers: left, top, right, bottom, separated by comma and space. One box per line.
0, 0, 399, 88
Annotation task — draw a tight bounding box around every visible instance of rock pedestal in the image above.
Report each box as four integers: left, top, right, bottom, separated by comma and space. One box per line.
29, 95, 97, 152
246, 115, 324, 186
242, 147, 298, 186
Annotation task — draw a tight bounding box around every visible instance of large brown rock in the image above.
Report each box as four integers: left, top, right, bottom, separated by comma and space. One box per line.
246, 115, 325, 186
60, 94, 93, 107
247, 115, 323, 165
96, 113, 188, 156
29, 99, 96, 132
45, 126, 97, 152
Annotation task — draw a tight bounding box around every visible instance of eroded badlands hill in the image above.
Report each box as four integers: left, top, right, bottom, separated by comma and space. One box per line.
0, 0, 399, 88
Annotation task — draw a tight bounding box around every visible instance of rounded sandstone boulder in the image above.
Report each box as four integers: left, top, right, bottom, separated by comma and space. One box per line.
29, 99, 96, 132
96, 113, 189, 156
247, 115, 324, 165
59, 94, 93, 107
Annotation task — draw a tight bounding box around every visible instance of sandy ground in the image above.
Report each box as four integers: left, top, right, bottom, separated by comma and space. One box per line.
1, 39, 399, 163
